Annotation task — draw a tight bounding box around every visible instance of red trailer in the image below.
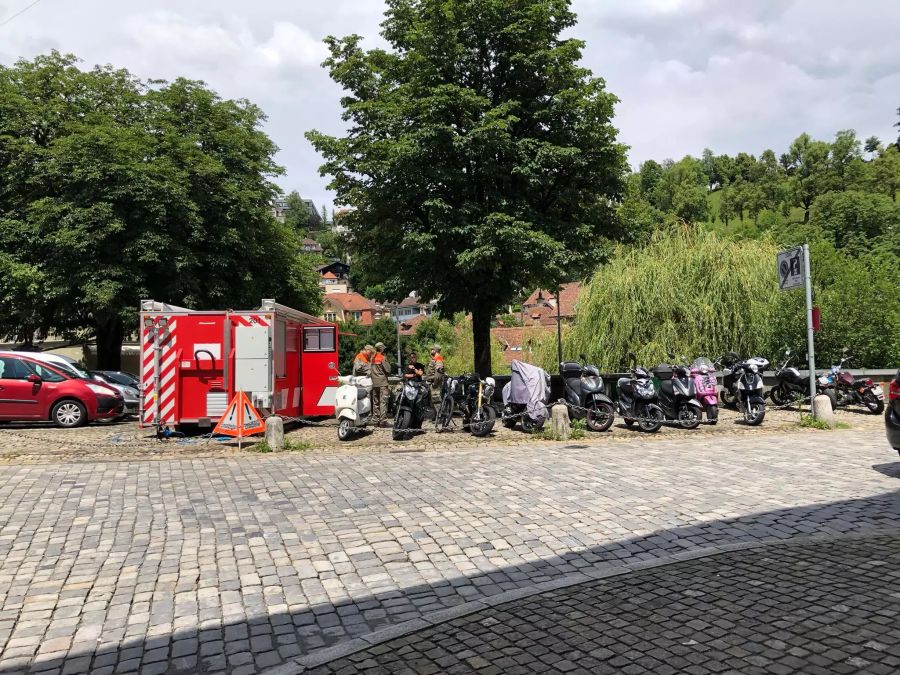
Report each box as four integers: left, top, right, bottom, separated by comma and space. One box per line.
139, 299, 339, 430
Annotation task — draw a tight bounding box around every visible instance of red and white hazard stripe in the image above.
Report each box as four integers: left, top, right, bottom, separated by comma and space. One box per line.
230, 314, 270, 327
140, 317, 178, 427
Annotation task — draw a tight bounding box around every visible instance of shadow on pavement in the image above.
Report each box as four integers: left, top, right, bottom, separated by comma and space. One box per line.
873, 462, 900, 479
1, 489, 898, 674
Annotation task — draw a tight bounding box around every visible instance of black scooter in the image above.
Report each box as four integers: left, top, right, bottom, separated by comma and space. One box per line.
616, 365, 664, 433
392, 379, 432, 441
561, 357, 615, 432
728, 357, 768, 425
653, 357, 703, 429
769, 349, 837, 409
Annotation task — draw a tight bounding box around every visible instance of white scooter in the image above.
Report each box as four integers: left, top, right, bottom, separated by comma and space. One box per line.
335, 375, 373, 440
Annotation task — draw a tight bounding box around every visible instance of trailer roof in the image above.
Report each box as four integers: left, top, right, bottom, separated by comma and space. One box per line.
140, 299, 334, 326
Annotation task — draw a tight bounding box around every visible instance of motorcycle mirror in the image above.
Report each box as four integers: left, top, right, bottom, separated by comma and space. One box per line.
626, 351, 637, 366
579, 353, 587, 362
784, 349, 790, 356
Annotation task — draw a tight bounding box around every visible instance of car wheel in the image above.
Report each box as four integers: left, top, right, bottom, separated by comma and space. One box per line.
52, 400, 87, 428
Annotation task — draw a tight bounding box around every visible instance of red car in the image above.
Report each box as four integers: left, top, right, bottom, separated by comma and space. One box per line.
0, 352, 124, 427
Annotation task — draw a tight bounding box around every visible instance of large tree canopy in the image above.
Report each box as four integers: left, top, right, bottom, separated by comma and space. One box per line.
0, 52, 320, 368
308, 0, 627, 375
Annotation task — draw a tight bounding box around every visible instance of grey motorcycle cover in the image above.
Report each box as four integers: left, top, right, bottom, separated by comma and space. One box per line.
504, 360, 551, 423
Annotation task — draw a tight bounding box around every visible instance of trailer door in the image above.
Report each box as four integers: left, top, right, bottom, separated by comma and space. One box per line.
300, 325, 338, 416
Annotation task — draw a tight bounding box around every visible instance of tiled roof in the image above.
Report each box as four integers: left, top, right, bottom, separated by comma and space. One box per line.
324, 293, 376, 312
522, 282, 581, 317
399, 314, 428, 335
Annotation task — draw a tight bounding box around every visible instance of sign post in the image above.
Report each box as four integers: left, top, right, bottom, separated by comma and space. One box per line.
777, 245, 816, 416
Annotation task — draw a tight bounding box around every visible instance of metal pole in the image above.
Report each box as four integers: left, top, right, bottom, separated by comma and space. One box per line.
556, 284, 563, 372
803, 243, 816, 417
396, 313, 401, 375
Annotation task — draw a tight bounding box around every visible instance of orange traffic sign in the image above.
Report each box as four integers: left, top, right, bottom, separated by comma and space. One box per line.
213, 391, 265, 438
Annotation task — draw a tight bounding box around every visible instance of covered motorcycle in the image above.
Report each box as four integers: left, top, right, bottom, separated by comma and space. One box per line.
502, 360, 551, 431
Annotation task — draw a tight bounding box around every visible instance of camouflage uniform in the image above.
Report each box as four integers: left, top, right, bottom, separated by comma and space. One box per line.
370, 344, 390, 424
425, 351, 445, 405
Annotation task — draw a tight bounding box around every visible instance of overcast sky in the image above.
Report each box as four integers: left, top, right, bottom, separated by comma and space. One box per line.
2, 0, 898, 209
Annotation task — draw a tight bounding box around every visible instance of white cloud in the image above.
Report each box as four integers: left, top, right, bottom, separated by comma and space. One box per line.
1, 0, 898, 206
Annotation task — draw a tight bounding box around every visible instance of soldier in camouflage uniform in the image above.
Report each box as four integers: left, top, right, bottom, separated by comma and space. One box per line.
424, 344, 445, 406
370, 342, 390, 426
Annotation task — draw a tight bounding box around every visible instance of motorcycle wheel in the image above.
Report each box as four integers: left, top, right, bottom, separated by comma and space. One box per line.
746, 402, 766, 426
705, 404, 718, 425
637, 404, 664, 433
586, 402, 615, 432
768, 384, 787, 406
469, 405, 496, 437
436, 397, 454, 431
720, 389, 738, 410
521, 414, 543, 433
864, 392, 885, 415
338, 419, 353, 441
677, 406, 701, 430
392, 409, 412, 441
823, 388, 837, 411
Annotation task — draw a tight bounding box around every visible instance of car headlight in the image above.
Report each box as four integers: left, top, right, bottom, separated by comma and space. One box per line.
124, 387, 139, 398
87, 383, 116, 396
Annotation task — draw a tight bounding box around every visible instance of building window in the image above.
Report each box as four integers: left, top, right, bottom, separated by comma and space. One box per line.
324, 312, 337, 322
349, 311, 362, 321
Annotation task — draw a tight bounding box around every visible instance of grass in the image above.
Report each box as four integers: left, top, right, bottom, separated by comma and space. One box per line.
532, 417, 585, 441
798, 414, 851, 430
250, 437, 314, 453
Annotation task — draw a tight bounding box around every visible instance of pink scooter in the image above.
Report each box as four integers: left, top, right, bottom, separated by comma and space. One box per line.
690, 357, 719, 424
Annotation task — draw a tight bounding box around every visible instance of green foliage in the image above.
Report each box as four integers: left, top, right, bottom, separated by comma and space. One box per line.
0, 52, 319, 367
283, 191, 311, 233
798, 414, 831, 430
306, 0, 628, 375
569, 226, 780, 371
809, 190, 900, 253
283, 437, 313, 452
495, 313, 523, 327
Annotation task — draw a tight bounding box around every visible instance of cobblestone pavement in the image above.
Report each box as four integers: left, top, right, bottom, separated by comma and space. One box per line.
308, 536, 900, 675
0, 404, 886, 463
0, 430, 895, 674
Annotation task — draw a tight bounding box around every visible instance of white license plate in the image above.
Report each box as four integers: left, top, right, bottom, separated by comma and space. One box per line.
873, 385, 883, 396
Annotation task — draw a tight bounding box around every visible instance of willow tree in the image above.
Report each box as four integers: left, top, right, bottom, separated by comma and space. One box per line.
570, 226, 780, 371
307, 0, 627, 376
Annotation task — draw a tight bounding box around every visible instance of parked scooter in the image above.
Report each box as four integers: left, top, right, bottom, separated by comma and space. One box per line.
616, 363, 664, 433
717, 352, 742, 409
690, 357, 719, 424
502, 360, 551, 432
335, 375, 373, 440
832, 350, 885, 414
436, 374, 497, 437
392, 379, 432, 441
769, 349, 837, 409
727, 357, 769, 425
653, 357, 703, 429
561, 356, 616, 432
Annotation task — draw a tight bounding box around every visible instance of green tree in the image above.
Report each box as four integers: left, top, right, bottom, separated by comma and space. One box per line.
639, 159, 664, 196
781, 132, 833, 222
284, 191, 311, 232
320, 203, 329, 226
864, 135, 881, 158
307, 0, 627, 376
809, 189, 900, 252
0, 52, 320, 368
871, 145, 900, 201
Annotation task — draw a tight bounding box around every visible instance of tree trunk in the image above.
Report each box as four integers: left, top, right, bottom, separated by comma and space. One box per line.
471, 306, 492, 378
96, 316, 124, 370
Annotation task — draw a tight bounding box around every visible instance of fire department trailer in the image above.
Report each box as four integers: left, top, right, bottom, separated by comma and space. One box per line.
140, 299, 339, 430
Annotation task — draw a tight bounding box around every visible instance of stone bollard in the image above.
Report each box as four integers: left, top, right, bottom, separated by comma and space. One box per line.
550, 402, 571, 441
812, 394, 835, 428
265, 416, 285, 451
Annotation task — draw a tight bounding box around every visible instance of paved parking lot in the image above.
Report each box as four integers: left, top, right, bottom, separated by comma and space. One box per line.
0, 428, 895, 673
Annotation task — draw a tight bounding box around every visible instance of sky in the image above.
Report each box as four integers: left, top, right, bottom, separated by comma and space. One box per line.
2, 0, 898, 210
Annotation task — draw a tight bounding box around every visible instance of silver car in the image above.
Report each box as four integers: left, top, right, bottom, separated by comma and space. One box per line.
89, 371, 140, 416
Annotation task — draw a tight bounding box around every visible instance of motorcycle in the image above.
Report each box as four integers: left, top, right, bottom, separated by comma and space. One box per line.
502, 360, 551, 432
727, 357, 769, 425
616, 365, 664, 433
769, 349, 837, 409
436, 374, 497, 437
335, 374, 373, 441
653, 357, 703, 429
561, 356, 616, 432
832, 351, 885, 414
392, 379, 432, 441
717, 352, 742, 409
690, 357, 719, 424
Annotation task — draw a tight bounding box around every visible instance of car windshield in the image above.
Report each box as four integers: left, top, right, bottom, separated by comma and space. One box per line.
102, 372, 137, 386
55, 361, 90, 379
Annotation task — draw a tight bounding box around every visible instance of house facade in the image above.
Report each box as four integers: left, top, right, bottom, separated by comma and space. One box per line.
321, 292, 380, 326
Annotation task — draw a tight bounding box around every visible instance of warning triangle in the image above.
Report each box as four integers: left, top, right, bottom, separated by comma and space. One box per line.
214, 392, 265, 438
